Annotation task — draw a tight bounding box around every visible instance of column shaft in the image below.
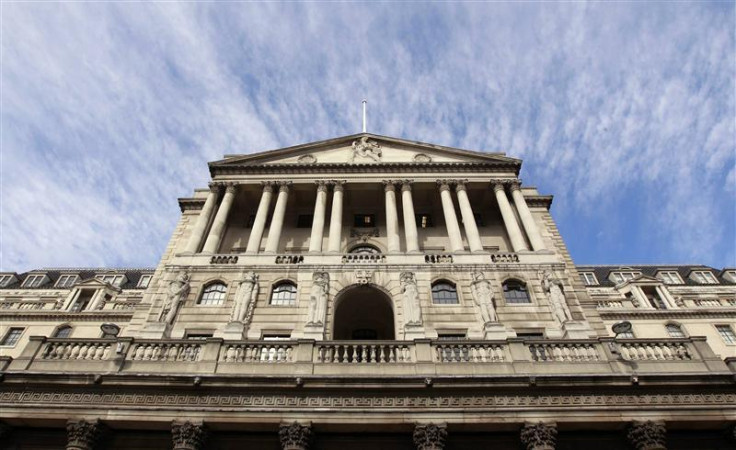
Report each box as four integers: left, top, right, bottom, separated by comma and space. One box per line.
493, 183, 528, 252
384, 181, 401, 252
265, 183, 291, 253
510, 184, 546, 251
245, 183, 274, 254
202, 184, 237, 253
309, 182, 329, 252
185, 185, 220, 253
401, 181, 420, 253
327, 182, 345, 252
455, 182, 483, 252
438, 181, 465, 252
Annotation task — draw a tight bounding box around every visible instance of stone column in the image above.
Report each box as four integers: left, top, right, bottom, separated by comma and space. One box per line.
308, 181, 329, 253
401, 180, 420, 253
509, 181, 546, 251
437, 180, 465, 252
172, 421, 207, 450
413, 423, 447, 450
245, 182, 274, 254
265, 182, 291, 253
492, 181, 529, 252
66, 419, 103, 450
184, 183, 220, 253
327, 181, 345, 252
279, 422, 312, 450
627, 421, 667, 450
201, 183, 237, 253
520, 422, 557, 450
454, 180, 483, 252
383, 180, 401, 252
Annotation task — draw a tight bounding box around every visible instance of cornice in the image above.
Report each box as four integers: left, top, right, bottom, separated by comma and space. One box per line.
598, 309, 736, 320
0, 311, 135, 321
178, 198, 206, 213
525, 195, 554, 209
210, 161, 520, 177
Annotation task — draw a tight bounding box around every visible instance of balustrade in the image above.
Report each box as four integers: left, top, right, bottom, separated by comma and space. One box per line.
316, 342, 411, 363
490, 252, 519, 263
341, 253, 386, 264
129, 341, 202, 362
424, 254, 453, 264
528, 342, 601, 362
42, 340, 113, 361
597, 300, 624, 308
220, 342, 293, 363
617, 341, 691, 361
274, 255, 304, 264
434, 342, 505, 363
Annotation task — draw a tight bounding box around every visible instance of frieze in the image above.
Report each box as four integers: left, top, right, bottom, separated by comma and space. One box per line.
598, 309, 736, 320
211, 162, 519, 177
0, 311, 134, 321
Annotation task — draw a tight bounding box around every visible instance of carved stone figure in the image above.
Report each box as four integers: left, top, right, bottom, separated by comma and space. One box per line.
350, 136, 382, 162
171, 421, 207, 450
159, 272, 191, 325
470, 272, 498, 324
413, 423, 447, 450
401, 272, 422, 326
306, 272, 329, 326
627, 421, 666, 450
520, 422, 557, 450
279, 422, 312, 450
66, 419, 103, 450
231, 271, 259, 324
541, 270, 573, 324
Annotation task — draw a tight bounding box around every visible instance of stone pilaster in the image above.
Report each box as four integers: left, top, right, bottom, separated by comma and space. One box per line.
246, 182, 274, 254
437, 180, 465, 252
202, 182, 237, 253
66, 419, 103, 450
172, 420, 207, 450
308, 181, 329, 252
520, 422, 557, 450
413, 423, 447, 450
454, 180, 483, 252
265, 181, 292, 253
279, 422, 312, 450
327, 180, 345, 252
492, 181, 528, 252
383, 180, 401, 252
401, 180, 420, 253
185, 183, 220, 253
628, 421, 667, 450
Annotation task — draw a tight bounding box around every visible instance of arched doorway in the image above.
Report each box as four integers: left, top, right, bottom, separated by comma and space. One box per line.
333, 285, 395, 340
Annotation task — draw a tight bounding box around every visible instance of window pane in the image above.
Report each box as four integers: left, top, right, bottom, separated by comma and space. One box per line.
199, 283, 227, 305
431, 283, 458, 304
270, 283, 297, 305
666, 324, 685, 338
716, 325, 736, 344
503, 280, 530, 304
54, 326, 72, 338
1, 328, 23, 346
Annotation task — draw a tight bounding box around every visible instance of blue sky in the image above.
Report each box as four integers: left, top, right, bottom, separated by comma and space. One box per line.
1, 2, 734, 272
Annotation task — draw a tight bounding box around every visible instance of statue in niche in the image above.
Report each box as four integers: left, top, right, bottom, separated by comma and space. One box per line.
350, 136, 382, 163
401, 272, 422, 326
306, 272, 329, 326
541, 270, 573, 324
470, 272, 498, 324
158, 272, 191, 325
231, 271, 259, 324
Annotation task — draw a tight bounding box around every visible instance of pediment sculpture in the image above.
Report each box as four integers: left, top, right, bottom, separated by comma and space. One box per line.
350, 136, 382, 163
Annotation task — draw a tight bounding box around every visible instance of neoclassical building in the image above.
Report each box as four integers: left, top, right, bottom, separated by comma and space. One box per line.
1, 133, 734, 449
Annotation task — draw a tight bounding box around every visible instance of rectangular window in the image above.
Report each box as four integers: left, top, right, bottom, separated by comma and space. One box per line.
262, 333, 291, 340
186, 333, 214, 340
56, 275, 79, 288
437, 333, 467, 340
666, 324, 686, 338
22, 275, 46, 288
692, 271, 718, 284
353, 214, 375, 227
71, 289, 96, 312
611, 272, 639, 284
580, 272, 598, 286
137, 275, 152, 288
296, 215, 313, 228
0, 275, 14, 287
1, 328, 24, 346
415, 213, 433, 228
657, 271, 682, 284
97, 275, 124, 286
716, 325, 736, 344
516, 332, 544, 339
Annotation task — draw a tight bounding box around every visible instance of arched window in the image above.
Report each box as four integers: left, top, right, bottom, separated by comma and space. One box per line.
270, 282, 297, 306
666, 323, 686, 338
53, 325, 72, 338
503, 279, 531, 304
349, 245, 380, 254
431, 281, 458, 304
198, 282, 227, 306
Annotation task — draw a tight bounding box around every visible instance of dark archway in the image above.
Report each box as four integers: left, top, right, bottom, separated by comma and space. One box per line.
333, 285, 395, 340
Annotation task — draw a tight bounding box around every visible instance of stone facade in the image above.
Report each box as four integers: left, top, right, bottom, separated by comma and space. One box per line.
1, 133, 734, 448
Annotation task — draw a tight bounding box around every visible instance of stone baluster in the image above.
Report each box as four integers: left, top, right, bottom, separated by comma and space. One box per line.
509, 181, 545, 251
520, 422, 557, 450
309, 181, 329, 253
437, 180, 465, 252
246, 182, 275, 254
202, 183, 237, 253
327, 181, 345, 252
401, 180, 420, 253
628, 421, 667, 450
172, 421, 207, 450
413, 423, 447, 450
383, 180, 401, 252
492, 181, 529, 252
184, 183, 220, 253
279, 422, 312, 450
265, 182, 292, 253
66, 419, 103, 450
455, 180, 483, 252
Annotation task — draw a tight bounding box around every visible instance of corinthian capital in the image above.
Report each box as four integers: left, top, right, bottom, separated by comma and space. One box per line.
331, 180, 346, 191
520, 422, 557, 450
627, 421, 666, 450
172, 421, 207, 450
413, 423, 447, 450
508, 179, 522, 191
400, 179, 414, 192
276, 181, 293, 193
454, 179, 469, 192
382, 180, 396, 192
279, 422, 312, 450
260, 181, 275, 192
315, 180, 329, 192
66, 419, 104, 450
207, 182, 222, 194
224, 182, 238, 194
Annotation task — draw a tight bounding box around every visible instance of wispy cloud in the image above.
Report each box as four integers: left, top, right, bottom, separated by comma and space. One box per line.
1, 2, 734, 271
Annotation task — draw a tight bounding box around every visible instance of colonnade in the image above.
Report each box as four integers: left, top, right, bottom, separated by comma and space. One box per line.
184, 179, 545, 255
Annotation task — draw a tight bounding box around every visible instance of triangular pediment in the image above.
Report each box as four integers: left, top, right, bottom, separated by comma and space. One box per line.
210, 133, 519, 168
75, 278, 121, 292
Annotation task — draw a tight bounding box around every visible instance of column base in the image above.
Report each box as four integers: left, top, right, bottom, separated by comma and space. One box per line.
483, 322, 514, 340
140, 322, 170, 339
217, 322, 246, 340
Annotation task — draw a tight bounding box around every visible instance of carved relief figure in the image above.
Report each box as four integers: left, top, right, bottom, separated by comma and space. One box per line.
231, 271, 259, 323
470, 272, 498, 324
401, 272, 422, 326
350, 136, 382, 163
541, 270, 573, 324
159, 272, 191, 325
306, 272, 329, 326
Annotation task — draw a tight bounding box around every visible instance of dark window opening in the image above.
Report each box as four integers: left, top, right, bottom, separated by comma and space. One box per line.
354, 214, 375, 227
297, 215, 313, 228
431, 282, 459, 304
503, 280, 531, 304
